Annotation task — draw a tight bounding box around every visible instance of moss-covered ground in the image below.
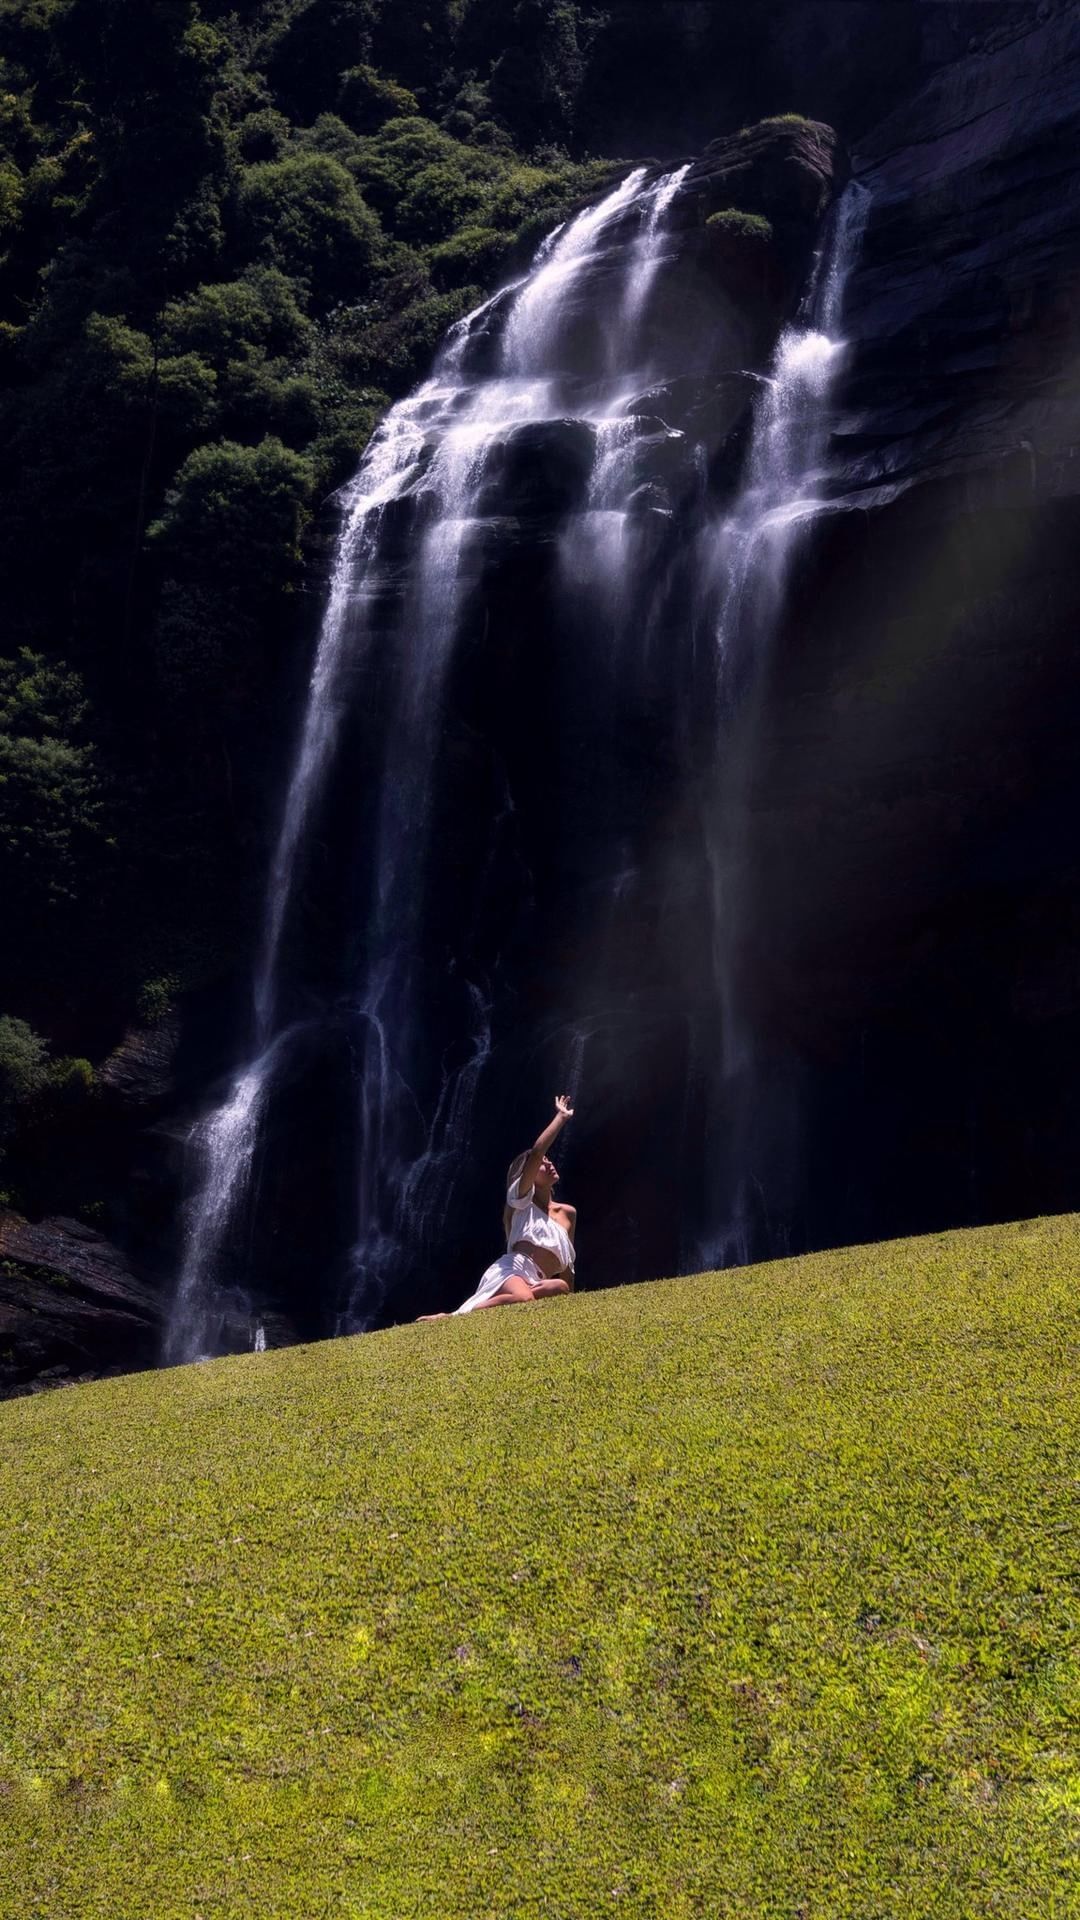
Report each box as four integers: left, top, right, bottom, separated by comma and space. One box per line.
0, 1216, 1077, 1918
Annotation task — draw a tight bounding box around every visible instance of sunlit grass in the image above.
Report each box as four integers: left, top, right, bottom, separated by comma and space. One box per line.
1, 1215, 1077, 1917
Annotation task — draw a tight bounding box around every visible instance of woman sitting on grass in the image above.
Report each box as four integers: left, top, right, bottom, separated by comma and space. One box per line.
419, 1095, 577, 1320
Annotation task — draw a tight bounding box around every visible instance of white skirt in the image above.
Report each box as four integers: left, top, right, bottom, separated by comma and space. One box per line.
453, 1250, 544, 1315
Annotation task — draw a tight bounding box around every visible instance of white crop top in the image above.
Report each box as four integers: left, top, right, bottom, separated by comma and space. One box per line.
506, 1176, 576, 1272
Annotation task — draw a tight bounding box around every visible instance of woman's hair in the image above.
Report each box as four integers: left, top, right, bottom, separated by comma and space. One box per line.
502, 1151, 528, 1241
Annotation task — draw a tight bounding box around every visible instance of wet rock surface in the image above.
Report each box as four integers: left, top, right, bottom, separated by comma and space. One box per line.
98, 1017, 183, 1112
842, 7, 1080, 504
0, 1212, 162, 1399
728, 11, 1080, 1251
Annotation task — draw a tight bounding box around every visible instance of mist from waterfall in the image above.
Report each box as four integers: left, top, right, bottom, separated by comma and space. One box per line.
165, 164, 869, 1364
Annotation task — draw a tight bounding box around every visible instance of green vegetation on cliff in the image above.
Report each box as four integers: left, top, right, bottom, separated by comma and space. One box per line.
0, 1215, 1076, 1916
0, 7, 614, 1019
706, 205, 774, 244
0, 0, 624, 1205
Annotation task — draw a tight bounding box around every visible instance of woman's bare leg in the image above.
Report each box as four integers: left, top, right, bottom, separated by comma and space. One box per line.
471, 1274, 539, 1309
476, 1275, 571, 1308
418, 1273, 569, 1321
418, 1274, 535, 1319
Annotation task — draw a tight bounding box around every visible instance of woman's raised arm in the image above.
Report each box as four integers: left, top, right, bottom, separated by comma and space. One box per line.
512, 1094, 574, 1199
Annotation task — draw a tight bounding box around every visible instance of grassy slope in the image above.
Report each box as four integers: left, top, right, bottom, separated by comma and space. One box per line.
0, 1217, 1077, 1919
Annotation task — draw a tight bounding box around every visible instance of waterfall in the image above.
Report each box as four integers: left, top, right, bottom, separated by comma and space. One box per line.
163, 385, 443, 1365
165, 159, 869, 1362
701, 180, 872, 1268
621, 163, 691, 340
167, 163, 695, 1360
714, 182, 871, 691
340, 161, 701, 1327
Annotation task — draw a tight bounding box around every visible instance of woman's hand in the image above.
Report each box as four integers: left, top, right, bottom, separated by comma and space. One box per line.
518, 1095, 577, 1194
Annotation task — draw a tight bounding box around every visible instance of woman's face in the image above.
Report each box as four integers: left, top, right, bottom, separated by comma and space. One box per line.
535, 1156, 559, 1193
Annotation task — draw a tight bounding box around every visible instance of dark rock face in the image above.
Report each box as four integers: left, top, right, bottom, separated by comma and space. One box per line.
725, 9, 1080, 1254
681, 117, 839, 342
841, 6, 1080, 505
0, 1212, 161, 1398
97, 1017, 182, 1111
576, 1, 1015, 159
697, 117, 838, 226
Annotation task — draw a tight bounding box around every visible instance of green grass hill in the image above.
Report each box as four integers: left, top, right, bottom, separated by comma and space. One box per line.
1, 1216, 1078, 1918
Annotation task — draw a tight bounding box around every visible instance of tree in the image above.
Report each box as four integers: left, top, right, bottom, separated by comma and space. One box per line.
236, 151, 383, 302
0, 651, 108, 994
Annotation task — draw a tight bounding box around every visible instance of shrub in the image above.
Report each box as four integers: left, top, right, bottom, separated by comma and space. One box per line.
155, 351, 218, 437
297, 114, 368, 178
235, 152, 383, 302
136, 975, 179, 1026
45, 1055, 94, 1102
306, 391, 387, 492
350, 117, 488, 219
0, 158, 23, 238
160, 269, 311, 366
481, 163, 559, 229
150, 436, 315, 582
234, 108, 290, 164
748, 112, 819, 135
428, 224, 508, 290
339, 65, 418, 135
218, 357, 323, 448
339, 287, 480, 388
151, 579, 257, 700
0, 651, 105, 914
0, 1016, 49, 1108
76, 313, 154, 408
706, 207, 774, 243
397, 162, 487, 243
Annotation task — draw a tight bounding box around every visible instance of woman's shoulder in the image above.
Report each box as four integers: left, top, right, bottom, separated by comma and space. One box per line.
552, 1200, 576, 1222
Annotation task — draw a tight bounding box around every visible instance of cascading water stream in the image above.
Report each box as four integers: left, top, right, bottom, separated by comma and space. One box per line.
700, 180, 872, 1267
341, 162, 702, 1325
621, 163, 691, 342
164, 387, 440, 1364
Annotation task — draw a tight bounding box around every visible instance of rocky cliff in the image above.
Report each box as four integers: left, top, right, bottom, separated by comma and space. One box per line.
731, 6, 1080, 1250
0, 1210, 161, 1397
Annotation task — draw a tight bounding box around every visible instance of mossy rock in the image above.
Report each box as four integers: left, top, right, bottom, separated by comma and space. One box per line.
699, 114, 837, 227
744, 112, 821, 137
